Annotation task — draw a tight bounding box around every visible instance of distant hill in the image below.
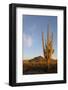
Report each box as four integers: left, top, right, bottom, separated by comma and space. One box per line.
29, 56, 44, 62
24, 56, 57, 63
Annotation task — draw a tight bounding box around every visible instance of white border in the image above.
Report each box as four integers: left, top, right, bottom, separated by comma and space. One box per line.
16, 7, 64, 83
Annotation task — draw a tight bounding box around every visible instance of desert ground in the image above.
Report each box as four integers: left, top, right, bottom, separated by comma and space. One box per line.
23, 56, 57, 75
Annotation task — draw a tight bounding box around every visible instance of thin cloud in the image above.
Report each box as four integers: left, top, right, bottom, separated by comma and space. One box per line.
23, 33, 33, 48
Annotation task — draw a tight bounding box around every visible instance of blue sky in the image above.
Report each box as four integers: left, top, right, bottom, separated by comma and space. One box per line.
23, 15, 57, 59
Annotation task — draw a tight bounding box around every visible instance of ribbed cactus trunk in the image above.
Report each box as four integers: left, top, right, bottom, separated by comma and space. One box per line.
47, 23, 53, 70
42, 32, 45, 58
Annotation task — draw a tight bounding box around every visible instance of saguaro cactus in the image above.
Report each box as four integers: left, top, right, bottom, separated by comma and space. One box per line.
42, 23, 54, 69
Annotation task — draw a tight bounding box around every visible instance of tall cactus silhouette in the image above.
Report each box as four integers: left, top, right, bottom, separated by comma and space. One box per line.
42, 23, 54, 69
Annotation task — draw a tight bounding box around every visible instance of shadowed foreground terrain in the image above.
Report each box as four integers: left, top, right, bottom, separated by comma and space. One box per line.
23, 56, 57, 75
